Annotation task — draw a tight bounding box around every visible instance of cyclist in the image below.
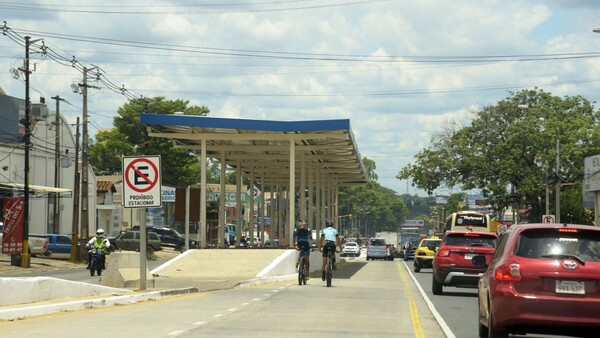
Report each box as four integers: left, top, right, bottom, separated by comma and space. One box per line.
293, 220, 311, 279
318, 219, 343, 281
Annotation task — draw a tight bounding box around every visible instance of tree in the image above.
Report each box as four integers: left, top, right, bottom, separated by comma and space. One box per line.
398, 88, 600, 223
338, 157, 409, 235
89, 97, 212, 186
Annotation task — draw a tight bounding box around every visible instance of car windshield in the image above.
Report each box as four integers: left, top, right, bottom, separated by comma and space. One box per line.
345, 242, 357, 247
169, 228, 182, 236
370, 239, 386, 246
445, 234, 497, 247
514, 228, 600, 262
421, 240, 441, 248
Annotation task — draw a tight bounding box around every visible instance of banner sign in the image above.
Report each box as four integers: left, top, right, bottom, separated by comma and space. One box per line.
2, 197, 24, 254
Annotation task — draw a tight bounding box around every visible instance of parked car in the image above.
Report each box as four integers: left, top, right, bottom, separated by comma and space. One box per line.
148, 227, 198, 252
432, 230, 497, 295
110, 230, 162, 252
45, 234, 74, 258
413, 237, 441, 272
474, 223, 600, 338
342, 241, 361, 257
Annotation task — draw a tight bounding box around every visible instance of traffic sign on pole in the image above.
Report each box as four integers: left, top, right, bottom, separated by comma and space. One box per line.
122, 156, 162, 208
542, 215, 555, 223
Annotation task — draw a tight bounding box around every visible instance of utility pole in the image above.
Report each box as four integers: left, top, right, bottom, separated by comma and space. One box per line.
20, 36, 34, 268
79, 66, 99, 240
70, 118, 80, 262
555, 139, 560, 223
51, 95, 64, 234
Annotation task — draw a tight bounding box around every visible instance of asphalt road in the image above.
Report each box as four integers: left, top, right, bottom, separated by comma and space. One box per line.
407, 260, 558, 338
0, 258, 446, 338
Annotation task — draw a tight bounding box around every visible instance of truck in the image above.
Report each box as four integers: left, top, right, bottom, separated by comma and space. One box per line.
45, 234, 74, 258
376, 231, 399, 248
0, 232, 49, 257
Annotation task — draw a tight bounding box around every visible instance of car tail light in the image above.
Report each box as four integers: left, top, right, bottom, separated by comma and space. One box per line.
558, 228, 578, 233
438, 248, 450, 257
494, 262, 521, 282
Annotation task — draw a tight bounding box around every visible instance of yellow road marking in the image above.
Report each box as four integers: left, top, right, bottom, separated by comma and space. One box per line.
397, 261, 425, 338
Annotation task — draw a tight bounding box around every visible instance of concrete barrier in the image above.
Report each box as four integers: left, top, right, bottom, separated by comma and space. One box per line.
101, 251, 154, 289
0, 277, 130, 307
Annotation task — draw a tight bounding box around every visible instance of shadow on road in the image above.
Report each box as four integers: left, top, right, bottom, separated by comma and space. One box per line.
331, 261, 368, 279
438, 290, 478, 297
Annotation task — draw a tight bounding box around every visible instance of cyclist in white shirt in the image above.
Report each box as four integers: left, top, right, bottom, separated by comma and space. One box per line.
318, 220, 343, 281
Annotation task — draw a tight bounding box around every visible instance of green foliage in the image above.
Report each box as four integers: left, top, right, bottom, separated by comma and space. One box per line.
89, 97, 212, 186
398, 88, 600, 222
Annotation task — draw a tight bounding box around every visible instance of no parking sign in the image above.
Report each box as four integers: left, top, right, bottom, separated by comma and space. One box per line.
122, 155, 162, 208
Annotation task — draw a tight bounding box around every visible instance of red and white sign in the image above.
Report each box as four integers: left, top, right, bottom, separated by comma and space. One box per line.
543, 215, 555, 223
122, 156, 162, 208
2, 197, 24, 254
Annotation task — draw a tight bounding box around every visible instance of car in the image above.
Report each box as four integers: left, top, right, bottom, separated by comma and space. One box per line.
342, 241, 361, 257
148, 227, 198, 252
474, 223, 600, 338
366, 238, 388, 260
413, 237, 441, 272
110, 230, 162, 252
432, 230, 497, 295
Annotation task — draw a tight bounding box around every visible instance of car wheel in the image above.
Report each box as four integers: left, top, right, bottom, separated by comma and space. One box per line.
414, 266, 420, 273
178, 245, 185, 253
478, 297, 487, 337
488, 304, 508, 338
432, 275, 443, 295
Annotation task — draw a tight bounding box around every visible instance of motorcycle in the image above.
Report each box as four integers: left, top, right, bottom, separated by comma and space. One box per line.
88, 246, 105, 277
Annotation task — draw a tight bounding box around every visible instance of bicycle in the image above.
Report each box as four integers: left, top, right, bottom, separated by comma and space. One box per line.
325, 249, 340, 287
297, 249, 308, 285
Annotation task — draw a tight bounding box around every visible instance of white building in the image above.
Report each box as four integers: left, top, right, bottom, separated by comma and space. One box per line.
0, 91, 96, 237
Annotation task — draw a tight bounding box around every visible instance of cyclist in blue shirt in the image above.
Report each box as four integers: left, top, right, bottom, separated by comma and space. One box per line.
293, 220, 311, 278
318, 220, 343, 281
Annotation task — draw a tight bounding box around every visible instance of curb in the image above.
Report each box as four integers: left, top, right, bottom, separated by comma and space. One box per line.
0, 287, 198, 321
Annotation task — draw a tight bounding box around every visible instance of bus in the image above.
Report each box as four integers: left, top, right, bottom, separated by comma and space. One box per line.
444, 211, 495, 233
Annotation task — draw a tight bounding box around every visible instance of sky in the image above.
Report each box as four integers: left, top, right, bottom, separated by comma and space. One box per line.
1, 0, 600, 197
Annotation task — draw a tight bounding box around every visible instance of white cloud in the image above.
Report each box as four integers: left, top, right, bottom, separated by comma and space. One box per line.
1, 0, 599, 197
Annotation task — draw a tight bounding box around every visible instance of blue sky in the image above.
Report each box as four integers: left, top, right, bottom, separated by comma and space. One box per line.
1, 0, 600, 197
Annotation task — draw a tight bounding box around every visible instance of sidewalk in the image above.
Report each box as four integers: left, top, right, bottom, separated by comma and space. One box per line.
0, 248, 297, 321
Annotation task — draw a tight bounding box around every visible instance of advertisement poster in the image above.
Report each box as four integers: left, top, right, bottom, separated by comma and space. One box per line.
2, 197, 24, 255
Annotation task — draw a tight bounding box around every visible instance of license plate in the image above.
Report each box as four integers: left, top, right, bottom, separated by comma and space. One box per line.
555, 280, 585, 295
464, 253, 474, 259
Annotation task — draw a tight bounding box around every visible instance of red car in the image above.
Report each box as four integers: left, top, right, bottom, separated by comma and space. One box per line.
474, 223, 600, 338
432, 230, 498, 295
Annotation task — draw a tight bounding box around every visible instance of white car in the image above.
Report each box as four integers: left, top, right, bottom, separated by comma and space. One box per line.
342, 241, 361, 257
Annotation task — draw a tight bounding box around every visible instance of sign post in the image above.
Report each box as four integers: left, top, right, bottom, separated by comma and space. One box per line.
543, 215, 555, 224
122, 155, 162, 291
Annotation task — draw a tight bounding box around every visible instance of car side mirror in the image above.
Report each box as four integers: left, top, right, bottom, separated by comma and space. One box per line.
471, 255, 487, 267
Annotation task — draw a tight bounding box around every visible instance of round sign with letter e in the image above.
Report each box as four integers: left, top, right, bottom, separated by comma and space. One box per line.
122, 155, 162, 208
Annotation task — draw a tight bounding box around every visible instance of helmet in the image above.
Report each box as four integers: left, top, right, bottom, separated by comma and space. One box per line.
297, 220, 307, 229
325, 220, 334, 227
96, 229, 105, 236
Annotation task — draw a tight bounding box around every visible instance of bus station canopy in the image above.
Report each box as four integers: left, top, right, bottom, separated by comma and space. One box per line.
140, 114, 368, 185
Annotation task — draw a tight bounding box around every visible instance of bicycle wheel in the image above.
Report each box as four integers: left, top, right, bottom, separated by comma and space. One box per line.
298, 260, 305, 285
326, 257, 333, 287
